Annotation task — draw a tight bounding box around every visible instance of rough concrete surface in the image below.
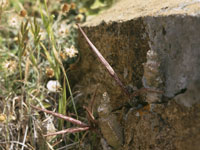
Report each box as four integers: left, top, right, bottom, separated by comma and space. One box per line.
70, 0, 200, 149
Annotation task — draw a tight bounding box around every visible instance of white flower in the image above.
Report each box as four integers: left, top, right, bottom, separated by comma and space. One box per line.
58, 24, 69, 37
47, 80, 61, 92
8, 15, 21, 28
2, 60, 17, 74
64, 45, 78, 58
39, 29, 47, 40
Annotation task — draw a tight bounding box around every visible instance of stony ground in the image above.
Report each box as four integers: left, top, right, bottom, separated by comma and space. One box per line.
70, 0, 200, 149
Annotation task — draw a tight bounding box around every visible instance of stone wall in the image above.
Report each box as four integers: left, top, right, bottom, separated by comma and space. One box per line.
70, 0, 200, 149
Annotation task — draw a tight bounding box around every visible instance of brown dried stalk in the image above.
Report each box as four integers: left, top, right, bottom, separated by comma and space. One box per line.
77, 24, 130, 97
30, 93, 99, 137
30, 84, 100, 137
44, 127, 90, 137
30, 104, 88, 127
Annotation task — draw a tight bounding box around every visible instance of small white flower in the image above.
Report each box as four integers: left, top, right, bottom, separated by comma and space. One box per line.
2, 60, 17, 74
47, 80, 61, 92
39, 29, 47, 40
8, 15, 21, 28
64, 45, 78, 58
58, 24, 69, 37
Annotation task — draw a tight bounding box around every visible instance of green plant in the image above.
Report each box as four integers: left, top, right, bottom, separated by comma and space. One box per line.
0, 0, 118, 149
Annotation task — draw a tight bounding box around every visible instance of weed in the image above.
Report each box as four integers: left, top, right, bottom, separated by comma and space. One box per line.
0, 0, 105, 149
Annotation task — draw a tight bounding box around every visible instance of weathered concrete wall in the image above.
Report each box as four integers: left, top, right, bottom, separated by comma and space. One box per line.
70, 0, 200, 149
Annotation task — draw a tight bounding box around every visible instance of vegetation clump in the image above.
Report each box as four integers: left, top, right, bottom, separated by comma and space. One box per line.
0, 0, 116, 149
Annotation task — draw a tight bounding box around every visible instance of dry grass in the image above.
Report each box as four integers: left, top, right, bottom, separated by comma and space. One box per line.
0, 0, 85, 149
0, 0, 118, 149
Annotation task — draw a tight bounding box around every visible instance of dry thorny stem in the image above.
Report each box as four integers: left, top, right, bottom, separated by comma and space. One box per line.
31, 24, 163, 137
76, 24, 130, 97
30, 86, 99, 137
